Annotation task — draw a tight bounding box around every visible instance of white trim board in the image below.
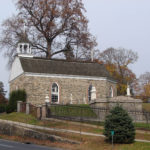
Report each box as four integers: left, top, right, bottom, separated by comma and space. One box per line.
24, 72, 117, 84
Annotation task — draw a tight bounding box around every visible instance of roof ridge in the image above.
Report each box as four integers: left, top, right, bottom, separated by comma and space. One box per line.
20, 57, 100, 65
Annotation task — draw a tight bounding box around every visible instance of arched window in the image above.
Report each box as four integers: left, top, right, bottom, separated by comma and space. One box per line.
51, 83, 59, 103
88, 85, 92, 101
109, 86, 113, 98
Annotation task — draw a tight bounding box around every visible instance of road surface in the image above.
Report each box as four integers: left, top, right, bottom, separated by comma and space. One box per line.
0, 139, 62, 150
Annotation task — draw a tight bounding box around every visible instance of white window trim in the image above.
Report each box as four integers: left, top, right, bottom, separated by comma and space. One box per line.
51, 83, 59, 104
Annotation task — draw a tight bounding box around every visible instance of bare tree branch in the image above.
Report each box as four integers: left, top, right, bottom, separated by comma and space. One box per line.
0, 0, 97, 66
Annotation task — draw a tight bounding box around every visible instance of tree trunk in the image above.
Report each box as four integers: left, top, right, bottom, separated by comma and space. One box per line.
46, 42, 51, 59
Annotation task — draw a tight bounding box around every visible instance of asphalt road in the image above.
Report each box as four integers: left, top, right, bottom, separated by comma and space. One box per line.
0, 139, 62, 150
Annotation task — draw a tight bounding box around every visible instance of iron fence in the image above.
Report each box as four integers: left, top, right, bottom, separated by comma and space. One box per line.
46, 104, 150, 125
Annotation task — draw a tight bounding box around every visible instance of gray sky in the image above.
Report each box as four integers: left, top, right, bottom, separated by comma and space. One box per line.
0, 0, 150, 97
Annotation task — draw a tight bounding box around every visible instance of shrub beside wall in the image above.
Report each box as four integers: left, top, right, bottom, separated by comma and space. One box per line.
6, 90, 27, 113
104, 105, 135, 144
0, 104, 7, 113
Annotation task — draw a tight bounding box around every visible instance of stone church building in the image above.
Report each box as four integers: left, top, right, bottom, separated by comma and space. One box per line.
9, 40, 117, 106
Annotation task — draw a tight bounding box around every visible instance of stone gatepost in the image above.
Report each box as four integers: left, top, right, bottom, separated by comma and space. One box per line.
17, 101, 22, 112
37, 105, 42, 120
26, 102, 30, 115
42, 104, 47, 118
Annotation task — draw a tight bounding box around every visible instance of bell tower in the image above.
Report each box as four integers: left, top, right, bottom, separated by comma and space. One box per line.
17, 24, 33, 58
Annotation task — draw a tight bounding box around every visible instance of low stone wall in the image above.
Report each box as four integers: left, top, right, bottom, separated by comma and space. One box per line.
18, 99, 150, 123
90, 96, 146, 122
0, 120, 79, 144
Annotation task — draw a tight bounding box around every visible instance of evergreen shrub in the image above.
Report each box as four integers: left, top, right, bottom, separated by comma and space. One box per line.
6, 89, 26, 113
0, 104, 7, 113
104, 105, 135, 144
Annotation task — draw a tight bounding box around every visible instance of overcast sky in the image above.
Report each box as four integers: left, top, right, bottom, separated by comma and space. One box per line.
0, 0, 150, 97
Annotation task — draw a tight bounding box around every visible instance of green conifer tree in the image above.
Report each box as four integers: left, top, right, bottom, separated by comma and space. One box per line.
104, 105, 135, 143
6, 89, 26, 113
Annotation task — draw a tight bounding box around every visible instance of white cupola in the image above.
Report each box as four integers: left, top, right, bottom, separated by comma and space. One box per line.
17, 43, 33, 57
17, 24, 33, 58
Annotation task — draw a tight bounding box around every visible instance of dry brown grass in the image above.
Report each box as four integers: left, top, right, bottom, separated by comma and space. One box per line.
136, 133, 150, 141
0, 134, 118, 150
39, 119, 103, 134
0, 132, 150, 150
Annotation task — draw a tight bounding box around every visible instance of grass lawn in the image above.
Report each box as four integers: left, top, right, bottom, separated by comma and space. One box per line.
0, 112, 103, 134
0, 112, 39, 125
0, 112, 150, 133
0, 113, 150, 149
82, 141, 150, 150
117, 142, 150, 150
35, 129, 150, 150
50, 104, 97, 118
135, 122, 150, 130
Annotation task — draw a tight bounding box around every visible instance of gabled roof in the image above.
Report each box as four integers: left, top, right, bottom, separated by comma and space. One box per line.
19, 57, 114, 80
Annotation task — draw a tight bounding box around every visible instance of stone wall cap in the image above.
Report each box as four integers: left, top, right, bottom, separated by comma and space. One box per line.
26, 102, 30, 104
89, 99, 108, 104
109, 96, 142, 103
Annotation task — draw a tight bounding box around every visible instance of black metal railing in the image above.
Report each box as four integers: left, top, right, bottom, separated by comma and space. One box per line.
46, 104, 150, 125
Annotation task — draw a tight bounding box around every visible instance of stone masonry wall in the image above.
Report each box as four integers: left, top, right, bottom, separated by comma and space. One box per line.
10, 74, 117, 105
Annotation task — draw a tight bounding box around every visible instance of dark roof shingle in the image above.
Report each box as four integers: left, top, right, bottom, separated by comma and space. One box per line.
20, 57, 113, 79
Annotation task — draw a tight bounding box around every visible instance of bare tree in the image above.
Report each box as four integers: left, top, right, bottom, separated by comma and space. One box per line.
99, 47, 138, 82
99, 47, 138, 95
135, 72, 150, 100
0, 0, 97, 66
99, 47, 138, 67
